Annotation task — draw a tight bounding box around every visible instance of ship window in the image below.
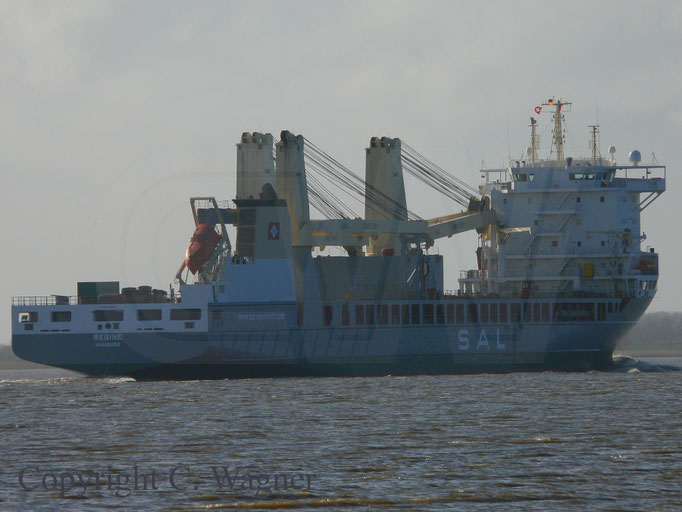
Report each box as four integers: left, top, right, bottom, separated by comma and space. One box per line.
577, 241, 582, 247
582, 303, 595, 321
24, 324, 33, 330
533, 303, 541, 322
391, 305, 400, 325
184, 322, 195, 329
600, 196, 605, 203
552, 240, 558, 247
238, 209, 256, 225
423, 304, 434, 324
524, 304, 532, 322
601, 241, 606, 246
211, 310, 223, 328
377, 305, 389, 325
93, 310, 123, 322
237, 226, 255, 244
446, 304, 454, 323
511, 303, 521, 322
598, 303, 606, 321
341, 304, 350, 326
529, 174, 535, 182
467, 303, 478, 323
436, 304, 445, 324
365, 305, 375, 325
402, 304, 410, 324
490, 303, 498, 322
542, 303, 550, 322
355, 305, 364, 325
515, 173, 527, 182
170, 309, 201, 321
19, 312, 38, 323
480, 303, 489, 322
499, 303, 508, 323
411, 304, 420, 324
456, 304, 465, 323
322, 305, 333, 326
607, 302, 613, 313
138, 309, 162, 321
51, 311, 71, 322
576, 196, 581, 203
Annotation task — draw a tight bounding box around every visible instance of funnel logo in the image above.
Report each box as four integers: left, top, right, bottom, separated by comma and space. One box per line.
268, 222, 280, 240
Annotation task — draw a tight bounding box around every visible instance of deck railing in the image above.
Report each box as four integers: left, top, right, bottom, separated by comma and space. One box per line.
12, 296, 79, 306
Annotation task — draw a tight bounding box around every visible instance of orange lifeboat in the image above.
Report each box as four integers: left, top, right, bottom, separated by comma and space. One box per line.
185, 224, 221, 274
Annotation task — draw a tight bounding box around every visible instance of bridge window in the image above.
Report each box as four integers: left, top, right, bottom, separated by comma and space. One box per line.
378, 305, 389, 325
533, 303, 541, 322
446, 304, 454, 323
598, 303, 606, 321
93, 310, 124, 322
490, 303, 498, 322
524, 304, 533, 322
170, 309, 201, 321
51, 311, 71, 322
138, 309, 162, 321
500, 303, 508, 323
542, 303, 550, 322
515, 173, 528, 182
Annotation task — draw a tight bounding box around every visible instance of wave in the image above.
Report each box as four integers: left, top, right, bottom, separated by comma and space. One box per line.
610, 354, 681, 373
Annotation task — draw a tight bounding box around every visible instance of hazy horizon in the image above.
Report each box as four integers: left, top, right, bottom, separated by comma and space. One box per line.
3, 1, 681, 344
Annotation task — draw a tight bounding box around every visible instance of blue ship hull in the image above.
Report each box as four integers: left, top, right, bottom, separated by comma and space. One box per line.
13, 299, 648, 380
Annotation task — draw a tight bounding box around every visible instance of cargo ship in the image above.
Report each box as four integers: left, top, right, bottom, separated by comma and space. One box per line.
11, 99, 666, 379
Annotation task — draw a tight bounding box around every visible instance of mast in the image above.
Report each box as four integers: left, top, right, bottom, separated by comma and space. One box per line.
542, 98, 571, 167
528, 117, 538, 166
589, 124, 600, 165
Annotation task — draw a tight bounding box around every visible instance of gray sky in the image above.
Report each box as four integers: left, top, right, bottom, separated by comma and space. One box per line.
2, 0, 681, 343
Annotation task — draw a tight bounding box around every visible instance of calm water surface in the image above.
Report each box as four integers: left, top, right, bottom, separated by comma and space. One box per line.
0, 357, 680, 511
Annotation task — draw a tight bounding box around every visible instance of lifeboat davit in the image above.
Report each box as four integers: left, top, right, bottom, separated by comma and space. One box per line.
185, 224, 221, 274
